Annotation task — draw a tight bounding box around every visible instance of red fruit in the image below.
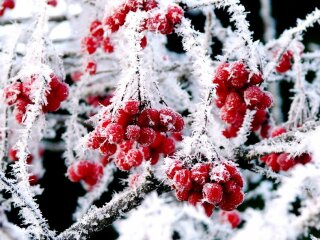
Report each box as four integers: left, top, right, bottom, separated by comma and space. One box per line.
221, 210, 241, 228
160, 137, 175, 156
119, 140, 134, 153
140, 36, 147, 49
276, 50, 293, 73
159, 108, 178, 131
173, 113, 184, 132
115, 151, 131, 171
83, 163, 104, 186
126, 149, 143, 167
260, 123, 271, 139
149, 152, 160, 165
67, 165, 82, 182
211, 165, 231, 183
249, 72, 263, 85
102, 37, 114, 53
100, 155, 111, 166
277, 153, 296, 171
29, 174, 38, 186
203, 183, 223, 205
271, 126, 286, 138
105, 16, 120, 33
202, 202, 215, 217
173, 169, 193, 191
87, 132, 106, 149
191, 163, 210, 185
166, 5, 184, 24
243, 86, 264, 109
215, 63, 230, 82
222, 122, 241, 138
47, 0, 57, 7
165, 160, 183, 179
251, 110, 267, 131
296, 153, 312, 165
85, 60, 97, 75
137, 108, 160, 127
263, 153, 280, 172
90, 20, 104, 40
14, 98, 30, 123
145, 14, 174, 34
188, 192, 203, 206
125, 125, 141, 140
4, 82, 22, 105
142, 0, 158, 11
138, 127, 156, 146
124, 100, 140, 115
171, 132, 183, 141
43, 96, 61, 112
9, 149, 18, 161
219, 188, 244, 211
81, 36, 99, 55
105, 123, 125, 144
114, 109, 132, 126
175, 188, 190, 201
141, 147, 151, 160
55, 82, 69, 102
213, 80, 229, 108
150, 131, 165, 148
220, 92, 246, 124
3, 0, 15, 9
113, 7, 128, 26
99, 141, 117, 155
228, 62, 249, 89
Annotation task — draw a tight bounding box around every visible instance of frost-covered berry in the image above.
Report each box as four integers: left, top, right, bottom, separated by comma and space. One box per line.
85, 60, 97, 75
126, 149, 143, 167
175, 188, 190, 201
220, 92, 246, 124
142, 0, 158, 11
203, 183, 223, 205
138, 108, 160, 127
160, 137, 175, 156
159, 108, 177, 131
99, 141, 117, 156
126, 125, 141, 140
138, 127, 156, 146
271, 126, 286, 137
188, 192, 203, 206
191, 163, 210, 185
220, 210, 241, 228
124, 100, 140, 115
82, 36, 99, 54
173, 169, 193, 191
228, 62, 249, 89
277, 153, 295, 171
90, 20, 104, 40
166, 5, 184, 24
165, 160, 183, 179
296, 153, 312, 165
105, 123, 125, 144
3, 0, 15, 9
202, 202, 215, 217
102, 37, 114, 53
276, 50, 293, 73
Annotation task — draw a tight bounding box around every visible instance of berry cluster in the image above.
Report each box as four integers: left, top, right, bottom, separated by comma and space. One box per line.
260, 127, 312, 171
67, 160, 104, 187
87, 100, 184, 171
4, 75, 69, 123
219, 210, 241, 228
213, 61, 273, 138
0, 0, 15, 16
9, 148, 40, 185
165, 161, 244, 216
82, 20, 114, 55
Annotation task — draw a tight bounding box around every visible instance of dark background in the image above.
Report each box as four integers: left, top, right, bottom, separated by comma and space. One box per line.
7, 0, 320, 239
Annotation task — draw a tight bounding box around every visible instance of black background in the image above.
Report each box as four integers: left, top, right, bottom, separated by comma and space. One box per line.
7, 0, 320, 239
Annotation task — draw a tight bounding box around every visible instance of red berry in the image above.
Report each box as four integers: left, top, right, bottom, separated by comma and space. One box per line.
215, 63, 230, 82
188, 192, 203, 206
142, 0, 158, 11
124, 100, 140, 115
191, 163, 210, 185
150, 131, 165, 148
243, 86, 265, 109
296, 153, 312, 165
251, 110, 267, 131
105, 16, 120, 33
29, 174, 38, 186
85, 60, 97, 75
100, 155, 111, 166
126, 149, 143, 167
125, 125, 141, 140
173, 169, 193, 191
119, 140, 134, 153
165, 160, 183, 179
145, 14, 174, 34
175, 188, 190, 201
264, 153, 280, 172
137, 108, 160, 127
160, 137, 175, 156
166, 5, 184, 25
220, 92, 246, 124
68, 165, 82, 182
90, 20, 104, 40
203, 183, 223, 205
271, 126, 286, 138
102, 37, 114, 53
260, 123, 271, 139
221, 210, 241, 228
99, 141, 117, 156
249, 72, 263, 85
138, 127, 156, 146
159, 108, 178, 131
276, 50, 293, 73
105, 123, 125, 144
4, 82, 22, 105
47, 0, 57, 7
219, 187, 244, 211
202, 202, 215, 217
228, 62, 249, 89
87, 132, 106, 149
140, 36, 147, 49
114, 109, 132, 126
141, 147, 151, 160
149, 152, 160, 165
81, 36, 99, 55
171, 132, 183, 141
3, 0, 15, 9
277, 153, 296, 171
115, 151, 131, 171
